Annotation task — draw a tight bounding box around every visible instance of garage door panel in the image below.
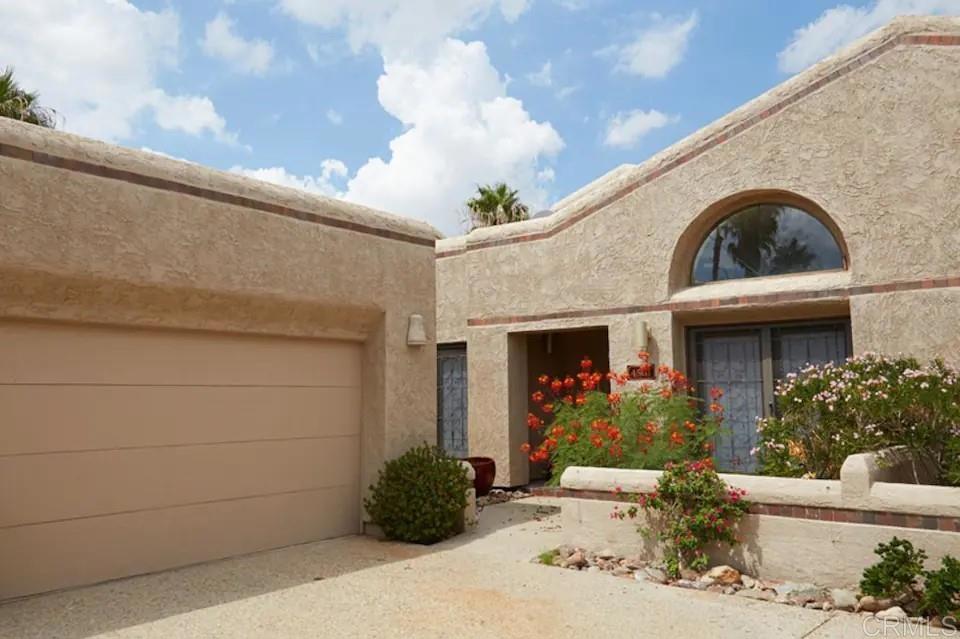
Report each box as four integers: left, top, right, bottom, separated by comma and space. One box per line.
0, 321, 362, 387
0, 486, 360, 600
1, 386, 361, 455
0, 437, 359, 528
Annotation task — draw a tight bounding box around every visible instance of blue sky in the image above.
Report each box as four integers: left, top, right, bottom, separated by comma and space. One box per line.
2, 1, 959, 234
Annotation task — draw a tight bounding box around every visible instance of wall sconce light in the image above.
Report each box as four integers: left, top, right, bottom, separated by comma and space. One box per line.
632, 319, 649, 352
406, 313, 427, 346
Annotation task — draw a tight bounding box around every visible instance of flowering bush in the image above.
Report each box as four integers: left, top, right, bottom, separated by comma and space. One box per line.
613, 460, 750, 576
755, 354, 960, 485
522, 352, 723, 485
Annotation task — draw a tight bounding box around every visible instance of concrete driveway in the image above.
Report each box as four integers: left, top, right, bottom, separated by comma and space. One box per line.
1, 497, 881, 638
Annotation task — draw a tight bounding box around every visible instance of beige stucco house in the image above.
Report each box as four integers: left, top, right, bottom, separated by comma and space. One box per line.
435, 17, 960, 487
0, 118, 439, 599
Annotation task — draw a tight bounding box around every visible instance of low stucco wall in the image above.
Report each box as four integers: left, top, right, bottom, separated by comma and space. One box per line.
0, 117, 440, 499
558, 455, 960, 587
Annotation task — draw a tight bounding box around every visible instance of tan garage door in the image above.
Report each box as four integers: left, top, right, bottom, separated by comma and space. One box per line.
0, 320, 362, 600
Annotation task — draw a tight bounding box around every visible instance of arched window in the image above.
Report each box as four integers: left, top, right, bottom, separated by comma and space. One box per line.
690, 203, 845, 284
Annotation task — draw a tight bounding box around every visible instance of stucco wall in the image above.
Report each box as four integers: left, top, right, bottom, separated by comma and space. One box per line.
437, 17, 960, 485
0, 117, 440, 498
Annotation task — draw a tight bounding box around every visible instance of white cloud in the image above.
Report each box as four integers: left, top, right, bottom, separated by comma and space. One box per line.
0, 1, 237, 145
344, 39, 563, 234
602, 11, 698, 79
229, 159, 349, 197
555, 85, 580, 99
778, 0, 960, 73
526, 60, 553, 87
326, 109, 344, 125
201, 11, 275, 75
278, 0, 528, 58
603, 109, 677, 148
537, 167, 556, 182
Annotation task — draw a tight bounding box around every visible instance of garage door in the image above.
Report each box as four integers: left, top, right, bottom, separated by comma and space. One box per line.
0, 320, 362, 600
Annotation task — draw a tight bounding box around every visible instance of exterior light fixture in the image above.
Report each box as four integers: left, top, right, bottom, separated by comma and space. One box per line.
407, 314, 427, 346
632, 319, 649, 351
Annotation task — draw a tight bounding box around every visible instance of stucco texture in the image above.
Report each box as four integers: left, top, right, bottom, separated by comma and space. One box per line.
437, 17, 960, 485
0, 117, 439, 502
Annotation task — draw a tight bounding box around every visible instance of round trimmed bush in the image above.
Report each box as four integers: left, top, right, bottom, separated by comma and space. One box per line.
364, 444, 470, 544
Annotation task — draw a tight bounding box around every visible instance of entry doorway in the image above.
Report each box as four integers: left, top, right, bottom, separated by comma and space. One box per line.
526, 327, 610, 480
688, 320, 851, 473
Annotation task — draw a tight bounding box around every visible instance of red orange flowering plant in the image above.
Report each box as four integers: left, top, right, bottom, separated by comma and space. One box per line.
522, 352, 725, 485
612, 459, 750, 576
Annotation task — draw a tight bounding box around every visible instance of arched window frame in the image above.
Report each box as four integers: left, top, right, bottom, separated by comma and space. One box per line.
668, 191, 850, 293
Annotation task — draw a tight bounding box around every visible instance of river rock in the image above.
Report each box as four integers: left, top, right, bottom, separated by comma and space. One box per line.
829, 588, 859, 611
736, 589, 776, 602
705, 565, 742, 586
858, 596, 894, 613
640, 567, 669, 584
876, 606, 908, 621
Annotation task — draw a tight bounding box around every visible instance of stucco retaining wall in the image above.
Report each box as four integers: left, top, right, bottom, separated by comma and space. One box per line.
556, 454, 960, 587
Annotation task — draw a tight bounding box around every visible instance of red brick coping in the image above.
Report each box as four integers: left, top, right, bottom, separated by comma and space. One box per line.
436, 33, 960, 260
0, 142, 437, 248
531, 486, 960, 533
466, 275, 960, 327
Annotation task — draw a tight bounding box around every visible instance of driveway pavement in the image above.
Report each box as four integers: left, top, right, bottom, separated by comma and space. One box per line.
0, 497, 895, 638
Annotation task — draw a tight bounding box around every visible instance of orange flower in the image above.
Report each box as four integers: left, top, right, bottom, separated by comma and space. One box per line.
531, 391, 545, 403
575, 394, 586, 406
526, 413, 543, 429
606, 426, 622, 441
562, 395, 574, 405
550, 424, 565, 438
542, 403, 554, 414
590, 434, 604, 448
550, 379, 563, 394
637, 350, 650, 362
520, 442, 531, 453
683, 420, 697, 432
709, 402, 723, 413
563, 376, 575, 390
580, 356, 593, 371
537, 374, 550, 386
566, 433, 579, 444
660, 388, 673, 400
709, 387, 724, 400
607, 392, 621, 405
644, 421, 658, 434
544, 437, 558, 450
670, 431, 685, 446
608, 443, 623, 458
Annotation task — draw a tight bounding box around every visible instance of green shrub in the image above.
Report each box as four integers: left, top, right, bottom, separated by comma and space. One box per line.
614, 459, 750, 577
364, 444, 470, 544
920, 556, 960, 619
756, 354, 960, 485
860, 537, 928, 598
524, 352, 723, 485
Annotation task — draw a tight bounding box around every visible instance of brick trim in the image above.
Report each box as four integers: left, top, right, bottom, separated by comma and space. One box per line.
466, 274, 960, 327
438, 33, 960, 259
530, 486, 960, 532
0, 143, 437, 248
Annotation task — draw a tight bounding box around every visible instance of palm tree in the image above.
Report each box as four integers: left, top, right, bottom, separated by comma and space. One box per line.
466, 183, 530, 229
0, 67, 56, 128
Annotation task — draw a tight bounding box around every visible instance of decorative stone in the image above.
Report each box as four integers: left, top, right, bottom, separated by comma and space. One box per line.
587, 566, 601, 574
622, 556, 645, 570
773, 582, 820, 598
829, 588, 859, 611
705, 565, 741, 586
741, 575, 757, 590
674, 579, 708, 591
876, 606, 908, 621
679, 568, 700, 581
736, 589, 776, 602
722, 586, 739, 595
641, 567, 668, 584
858, 596, 894, 613
556, 545, 574, 560
596, 548, 616, 560
822, 602, 834, 612
612, 566, 632, 576
566, 551, 587, 568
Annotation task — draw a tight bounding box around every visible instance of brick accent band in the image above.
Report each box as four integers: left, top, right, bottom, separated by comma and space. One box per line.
466, 274, 960, 327
0, 143, 437, 248
530, 486, 960, 533
438, 33, 960, 259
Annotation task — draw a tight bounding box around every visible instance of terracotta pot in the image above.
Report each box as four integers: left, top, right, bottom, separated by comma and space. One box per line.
462, 456, 496, 497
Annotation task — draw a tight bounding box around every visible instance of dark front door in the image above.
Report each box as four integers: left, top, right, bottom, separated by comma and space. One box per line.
691, 320, 850, 473
437, 345, 468, 458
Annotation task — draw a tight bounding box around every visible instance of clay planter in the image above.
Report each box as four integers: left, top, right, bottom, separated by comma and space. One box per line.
463, 456, 496, 497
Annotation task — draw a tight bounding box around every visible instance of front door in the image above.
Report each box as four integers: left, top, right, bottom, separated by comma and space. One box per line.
437, 345, 468, 458
690, 320, 850, 473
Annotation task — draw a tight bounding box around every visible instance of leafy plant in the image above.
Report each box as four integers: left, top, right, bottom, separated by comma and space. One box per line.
920, 556, 960, 620
860, 537, 928, 598
613, 459, 750, 576
538, 549, 557, 566
755, 354, 960, 485
0, 67, 56, 127
465, 182, 529, 229
523, 352, 723, 485
363, 444, 470, 544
